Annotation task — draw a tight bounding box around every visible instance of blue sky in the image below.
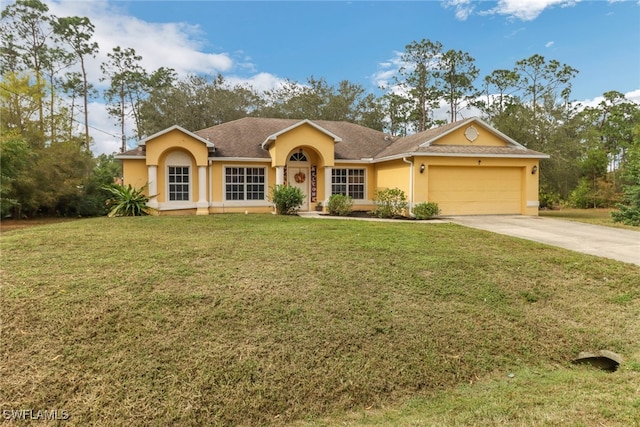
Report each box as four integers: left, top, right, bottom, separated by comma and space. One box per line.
42, 0, 640, 154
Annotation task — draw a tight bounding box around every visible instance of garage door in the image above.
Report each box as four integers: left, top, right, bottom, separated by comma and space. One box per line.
427, 166, 523, 215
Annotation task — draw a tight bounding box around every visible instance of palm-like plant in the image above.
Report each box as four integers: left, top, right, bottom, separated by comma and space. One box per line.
103, 184, 154, 217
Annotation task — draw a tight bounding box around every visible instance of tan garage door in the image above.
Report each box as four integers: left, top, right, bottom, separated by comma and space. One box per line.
427, 166, 523, 215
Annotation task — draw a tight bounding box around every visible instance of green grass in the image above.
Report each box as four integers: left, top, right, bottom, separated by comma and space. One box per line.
1, 215, 639, 426
306, 366, 640, 426
540, 208, 639, 230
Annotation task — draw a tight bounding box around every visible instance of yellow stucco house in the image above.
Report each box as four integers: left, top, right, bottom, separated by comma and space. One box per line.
115, 116, 549, 216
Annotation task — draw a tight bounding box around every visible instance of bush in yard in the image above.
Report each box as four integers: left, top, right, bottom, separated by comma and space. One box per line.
569, 177, 617, 209
413, 202, 440, 219
611, 145, 640, 226
327, 194, 353, 216
373, 187, 408, 218
539, 185, 562, 210
103, 184, 154, 217
611, 185, 640, 226
270, 184, 305, 215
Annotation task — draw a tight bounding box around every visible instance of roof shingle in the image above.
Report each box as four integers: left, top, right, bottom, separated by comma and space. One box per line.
194, 117, 394, 160
117, 116, 548, 161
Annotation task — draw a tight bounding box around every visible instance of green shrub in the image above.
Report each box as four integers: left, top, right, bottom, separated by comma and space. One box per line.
269, 184, 305, 215
611, 184, 640, 226
569, 178, 595, 208
103, 184, 153, 217
539, 187, 562, 209
373, 188, 407, 218
327, 194, 353, 216
413, 202, 440, 219
611, 145, 640, 226
569, 177, 617, 209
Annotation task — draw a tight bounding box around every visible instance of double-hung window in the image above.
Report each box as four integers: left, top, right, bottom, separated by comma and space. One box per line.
332, 168, 365, 200
225, 167, 266, 200
168, 166, 190, 201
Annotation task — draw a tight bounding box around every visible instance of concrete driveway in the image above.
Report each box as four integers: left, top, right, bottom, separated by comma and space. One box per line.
448, 215, 640, 266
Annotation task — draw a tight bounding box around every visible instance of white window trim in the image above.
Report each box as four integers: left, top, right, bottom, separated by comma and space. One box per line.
210, 201, 272, 208
331, 167, 367, 200
166, 165, 192, 202
222, 165, 269, 202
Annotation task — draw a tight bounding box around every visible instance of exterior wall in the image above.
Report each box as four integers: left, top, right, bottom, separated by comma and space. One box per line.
370, 159, 411, 213
157, 208, 197, 216
121, 159, 148, 194
139, 130, 211, 213
413, 156, 541, 215
209, 160, 274, 214
268, 124, 335, 167
433, 123, 508, 147
145, 129, 209, 166
374, 158, 411, 194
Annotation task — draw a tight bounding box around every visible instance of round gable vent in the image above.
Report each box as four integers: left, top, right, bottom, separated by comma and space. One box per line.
464, 125, 479, 142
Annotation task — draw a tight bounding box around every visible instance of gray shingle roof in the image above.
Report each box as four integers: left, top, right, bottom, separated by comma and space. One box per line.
409, 144, 548, 157
372, 117, 547, 159
117, 117, 548, 160
194, 117, 394, 160
118, 146, 145, 157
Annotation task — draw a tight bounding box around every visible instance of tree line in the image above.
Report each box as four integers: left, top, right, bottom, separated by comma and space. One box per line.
1, 0, 639, 222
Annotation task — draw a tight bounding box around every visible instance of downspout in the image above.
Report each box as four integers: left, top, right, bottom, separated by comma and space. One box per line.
402, 157, 414, 218
208, 159, 213, 212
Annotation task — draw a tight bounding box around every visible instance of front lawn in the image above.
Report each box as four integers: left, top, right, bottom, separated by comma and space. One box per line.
540, 208, 638, 230
1, 215, 638, 426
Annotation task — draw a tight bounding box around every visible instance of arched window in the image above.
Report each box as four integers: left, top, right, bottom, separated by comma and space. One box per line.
289, 151, 308, 162
166, 151, 192, 201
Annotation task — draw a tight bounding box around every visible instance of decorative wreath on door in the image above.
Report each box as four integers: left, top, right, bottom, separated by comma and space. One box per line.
294, 171, 306, 183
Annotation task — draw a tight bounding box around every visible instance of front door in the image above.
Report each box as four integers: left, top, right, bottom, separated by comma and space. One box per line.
289, 166, 309, 211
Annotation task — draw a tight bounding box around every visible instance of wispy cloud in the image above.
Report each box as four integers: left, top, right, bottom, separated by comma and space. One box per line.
371, 51, 405, 90
47, 0, 233, 86
444, 0, 585, 21
44, 0, 287, 154
479, 0, 581, 21
545, 41, 555, 48
442, 0, 475, 21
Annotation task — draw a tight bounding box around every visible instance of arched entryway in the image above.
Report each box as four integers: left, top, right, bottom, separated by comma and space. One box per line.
287, 149, 310, 211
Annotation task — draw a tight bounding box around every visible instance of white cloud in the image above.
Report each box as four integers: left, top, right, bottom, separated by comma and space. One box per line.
43, 0, 289, 155
372, 51, 405, 89
225, 72, 287, 93
579, 89, 640, 109
47, 0, 233, 86
442, 0, 475, 20
86, 101, 123, 155
480, 0, 581, 21
545, 41, 555, 48
626, 89, 640, 104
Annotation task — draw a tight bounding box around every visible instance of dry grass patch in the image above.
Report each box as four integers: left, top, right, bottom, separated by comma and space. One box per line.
1, 215, 639, 426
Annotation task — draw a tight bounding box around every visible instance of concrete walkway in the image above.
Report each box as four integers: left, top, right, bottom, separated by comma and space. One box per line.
447, 215, 640, 266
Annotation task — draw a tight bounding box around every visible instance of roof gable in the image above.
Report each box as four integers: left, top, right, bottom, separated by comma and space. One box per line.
261, 119, 342, 149
419, 117, 526, 149
139, 125, 214, 148
373, 117, 548, 160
